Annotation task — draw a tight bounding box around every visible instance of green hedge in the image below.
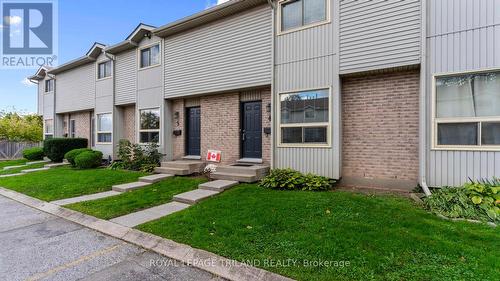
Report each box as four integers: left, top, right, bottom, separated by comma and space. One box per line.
260, 168, 334, 191
64, 148, 92, 167
75, 150, 103, 169
43, 138, 88, 162
22, 147, 44, 161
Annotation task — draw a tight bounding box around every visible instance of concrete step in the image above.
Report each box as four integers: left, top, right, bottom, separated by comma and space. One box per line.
51, 191, 121, 206
112, 181, 152, 192
139, 174, 173, 183
199, 180, 239, 192
216, 165, 269, 177
44, 162, 70, 168
160, 160, 205, 173
173, 189, 220, 205
26, 160, 51, 165
110, 201, 191, 227
3, 165, 25, 170
211, 172, 258, 183
154, 167, 190, 176
21, 167, 50, 173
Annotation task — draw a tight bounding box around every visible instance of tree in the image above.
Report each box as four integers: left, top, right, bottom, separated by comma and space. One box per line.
0, 111, 43, 142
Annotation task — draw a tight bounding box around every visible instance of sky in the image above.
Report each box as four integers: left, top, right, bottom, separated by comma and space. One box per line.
0, 0, 230, 114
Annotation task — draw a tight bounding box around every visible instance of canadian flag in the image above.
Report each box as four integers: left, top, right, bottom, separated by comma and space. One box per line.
206, 150, 221, 162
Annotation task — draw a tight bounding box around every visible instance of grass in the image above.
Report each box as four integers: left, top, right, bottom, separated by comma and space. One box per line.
65, 176, 206, 219
137, 184, 500, 281
0, 166, 146, 201
0, 159, 27, 169
0, 162, 46, 175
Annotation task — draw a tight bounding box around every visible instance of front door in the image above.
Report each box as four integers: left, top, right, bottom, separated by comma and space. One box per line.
186, 107, 201, 156
241, 101, 262, 159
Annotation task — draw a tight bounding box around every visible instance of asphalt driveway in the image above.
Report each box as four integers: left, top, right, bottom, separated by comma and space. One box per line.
0, 194, 224, 281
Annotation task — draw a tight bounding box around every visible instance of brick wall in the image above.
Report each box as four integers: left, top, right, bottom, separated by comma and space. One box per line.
341, 70, 419, 188
172, 99, 185, 159
122, 105, 136, 143
261, 90, 271, 165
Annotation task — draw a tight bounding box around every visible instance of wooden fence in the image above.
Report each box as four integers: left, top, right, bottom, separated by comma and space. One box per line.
0, 141, 41, 160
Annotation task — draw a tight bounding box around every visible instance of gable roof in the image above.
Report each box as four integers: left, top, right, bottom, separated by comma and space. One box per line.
27, 66, 54, 81
105, 23, 156, 54
48, 42, 106, 75
153, 0, 268, 38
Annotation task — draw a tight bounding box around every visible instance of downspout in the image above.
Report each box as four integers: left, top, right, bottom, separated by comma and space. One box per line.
105, 52, 117, 158
267, 0, 276, 168
419, 0, 431, 196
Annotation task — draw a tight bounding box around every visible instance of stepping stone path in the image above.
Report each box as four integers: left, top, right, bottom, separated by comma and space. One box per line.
112, 181, 152, 192
2, 160, 50, 170
138, 174, 173, 183
44, 162, 70, 168
172, 189, 220, 205
199, 180, 239, 192
21, 167, 50, 173
110, 202, 191, 227
51, 191, 121, 205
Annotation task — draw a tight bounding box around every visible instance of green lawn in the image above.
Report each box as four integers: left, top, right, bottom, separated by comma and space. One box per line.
137, 184, 500, 281
0, 166, 146, 201
0, 162, 46, 175
66, 177, 206, 219
0, 159, 27, 169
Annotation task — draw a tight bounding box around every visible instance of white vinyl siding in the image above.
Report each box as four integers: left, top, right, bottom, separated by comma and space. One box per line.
55, 63, 95, 113
115, 49, 137, 105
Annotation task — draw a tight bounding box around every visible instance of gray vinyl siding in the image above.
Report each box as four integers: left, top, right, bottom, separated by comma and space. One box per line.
115, 49, 137, 105
339, 0, 421, 74
274, 0, 341, 179
55, 63, 95, 113
427, 0, 500, 187
37, 82, 44, 115
164, 4, 272, 98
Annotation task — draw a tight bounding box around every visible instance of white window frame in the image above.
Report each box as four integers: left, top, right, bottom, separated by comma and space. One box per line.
277, 0, 331, 36
277, 87, 332, 148
138, 42, 161, 70
432, 68, 500, 151
44, 79, 54, 93
96, 113, 113, 144
96, 60, 112, 80
69, 119, 76, 138
44, 119, 54, 139
138, 107, 161, 144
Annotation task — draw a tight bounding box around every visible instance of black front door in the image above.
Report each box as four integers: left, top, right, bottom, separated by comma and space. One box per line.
241, 101, 262, 159
186, 107, 201, 156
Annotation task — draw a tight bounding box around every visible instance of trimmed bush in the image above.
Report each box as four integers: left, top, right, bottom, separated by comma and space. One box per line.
75, 150, 103, 169
64, 148, 92, 167
22, 147, 44, 161
260, 168, 334, 191
43, 138, 88, 162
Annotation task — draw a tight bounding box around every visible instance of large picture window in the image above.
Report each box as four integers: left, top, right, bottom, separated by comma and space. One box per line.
139, 44, 160, 68
97, 113, 112, 143
280, 0, 328, 32
139, 108, 160, 143
434, 70, 500, 149
279, 88, 330, 146
44, 119, 54, 139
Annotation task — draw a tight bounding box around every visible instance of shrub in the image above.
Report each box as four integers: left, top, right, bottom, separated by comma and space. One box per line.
424, 178, 500, 223
111, 139, 161, 172
22, 147, 44, 161
75, 150, 103, 169
64, 148, 92, 167
43, 138, 88, 162
260, 168, 334, 191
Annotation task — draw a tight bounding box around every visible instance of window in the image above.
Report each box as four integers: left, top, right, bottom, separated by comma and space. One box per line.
97, 113, 112, 143
45, 79, 54, 92
279, 89, 330, 145
140, 44, 160, 68
44, 119, 54, 139
139, 108, 160, 143
69, 119, 76, 138
97, 61, 112, 79
280, 0, 327, 32
434, 70, 500, 149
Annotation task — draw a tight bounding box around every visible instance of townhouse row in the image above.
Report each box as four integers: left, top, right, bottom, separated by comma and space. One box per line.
29, 0, 500, 190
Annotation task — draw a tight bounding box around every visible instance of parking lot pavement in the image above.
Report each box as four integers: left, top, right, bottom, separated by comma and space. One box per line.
0, 195, 225, 281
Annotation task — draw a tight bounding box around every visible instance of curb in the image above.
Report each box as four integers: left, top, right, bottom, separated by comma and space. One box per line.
0, 187, 294, 281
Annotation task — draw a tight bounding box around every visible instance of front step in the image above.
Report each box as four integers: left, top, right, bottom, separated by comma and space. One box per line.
173, 189, 220, 205
154, 167, 190, 176
211, 164, 269, 183
156, 160, 205, 176
211, 172, 257, 183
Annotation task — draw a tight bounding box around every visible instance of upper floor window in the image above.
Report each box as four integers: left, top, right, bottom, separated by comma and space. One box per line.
140, 44, 160, 68
97, 61, 112, 79
45, 79, 54, 92
280, 0, 327, 32
434, 70, 500, 149
279, 88, 330, 146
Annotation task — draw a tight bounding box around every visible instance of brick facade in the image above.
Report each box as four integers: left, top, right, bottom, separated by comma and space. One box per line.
171, 89, 271, 165
61, 111, 92, 147
122, 105, 136, 143
341, 70, 420, 189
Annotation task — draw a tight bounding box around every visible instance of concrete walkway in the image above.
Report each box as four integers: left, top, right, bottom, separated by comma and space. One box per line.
51, 191, 122, 206
0, 194, 225, 281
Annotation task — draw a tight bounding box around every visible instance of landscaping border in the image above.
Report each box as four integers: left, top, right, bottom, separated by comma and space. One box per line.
0, 186, 294, 281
